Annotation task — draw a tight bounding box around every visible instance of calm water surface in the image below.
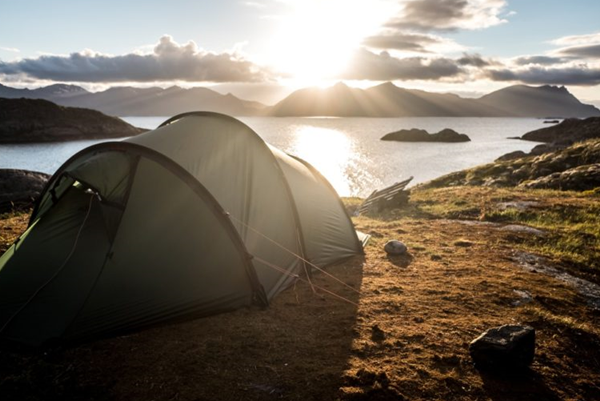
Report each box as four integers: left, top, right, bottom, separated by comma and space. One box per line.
0, 117, 545, 197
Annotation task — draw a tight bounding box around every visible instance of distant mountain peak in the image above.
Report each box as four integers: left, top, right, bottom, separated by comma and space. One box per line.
333, 81, 349, 88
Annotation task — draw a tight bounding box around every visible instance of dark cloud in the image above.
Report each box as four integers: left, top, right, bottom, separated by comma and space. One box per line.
342, 48, 464, 81
0, 35, 273, 83
486, 66, 600, 86
362, 32, 439, 52
513, 55, 564, 66
386, 0, 507, 32
558, 44, 600, 59
362, 32, 443, 52
457, 53, 491, 67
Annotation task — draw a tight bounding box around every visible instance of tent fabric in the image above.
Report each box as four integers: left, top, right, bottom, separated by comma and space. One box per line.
0, 112, 363, 346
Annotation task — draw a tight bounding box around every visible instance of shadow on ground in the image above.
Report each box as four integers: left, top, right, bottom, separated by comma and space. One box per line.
0, 256, 365, 401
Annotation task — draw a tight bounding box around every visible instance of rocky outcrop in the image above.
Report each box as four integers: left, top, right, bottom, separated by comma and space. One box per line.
421, 139, 600, 191
0, 98, 146, 143
520, 164, 600, 191
0, 169, 49, 213
521, 117, 600, 145
381, 128, 470, 142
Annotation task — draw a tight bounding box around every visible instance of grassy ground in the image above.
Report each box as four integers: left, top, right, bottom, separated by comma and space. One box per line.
410, 186, 600, 284
0, 187, 599, 400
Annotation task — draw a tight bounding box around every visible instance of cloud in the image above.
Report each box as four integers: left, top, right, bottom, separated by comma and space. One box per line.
486, 66, 600, 86
386, 0, 508, 32
457, 53, 491, 67
551, 32, 600, 46
513, 55, 565, 66
0, 46, 20, 53
342, 48, 464, 80
362, 31, 464, 54
549, 31, 600, 60
363, 32, 439, 52
0, 35, 274, 83
556, 44, 600, 59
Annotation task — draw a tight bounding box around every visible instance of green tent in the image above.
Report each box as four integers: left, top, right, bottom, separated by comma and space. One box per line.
0, 112, 365, 346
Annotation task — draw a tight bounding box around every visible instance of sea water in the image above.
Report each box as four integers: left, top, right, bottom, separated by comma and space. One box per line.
0, 117, 546, 197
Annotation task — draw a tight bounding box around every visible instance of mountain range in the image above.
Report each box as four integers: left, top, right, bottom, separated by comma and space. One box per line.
268, 82, 600, 118
1, 82, 598, 118
0, 84, 265, 117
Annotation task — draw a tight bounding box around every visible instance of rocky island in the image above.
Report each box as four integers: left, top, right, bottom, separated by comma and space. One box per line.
0, 98, 146, 143
381, 128, 471, 142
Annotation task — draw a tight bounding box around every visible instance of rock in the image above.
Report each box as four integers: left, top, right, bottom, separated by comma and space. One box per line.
512, 290, 533, 306
381, 128, 470, 142
469, 325, 535, 371
371, 325, 386, 342
519, 163, 600, 191
501, 225, 546, 236
495, 150, 527, 162
0, 169, 50, 213
384, 240, 407, 255
530, 143, 565, 155
543, 120, 560, 124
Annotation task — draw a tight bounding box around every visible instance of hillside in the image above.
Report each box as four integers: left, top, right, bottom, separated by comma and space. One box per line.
0, 84, 266, 117
0, 98, 146, 143
479, 85, 600, 118
268, 82, 600, 118
420, 138, 600, 191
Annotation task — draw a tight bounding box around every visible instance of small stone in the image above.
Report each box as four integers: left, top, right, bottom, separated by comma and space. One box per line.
454, 239, 473, 247
469, 324, 535, 371
371, 325, 386, 342
384, 240, 408, 255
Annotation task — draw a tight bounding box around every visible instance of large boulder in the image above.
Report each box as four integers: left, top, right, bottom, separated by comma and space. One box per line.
469, 325, 535, 371
0, 169, 49, 213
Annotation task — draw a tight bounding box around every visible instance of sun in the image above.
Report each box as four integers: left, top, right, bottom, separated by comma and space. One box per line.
267, 0, 395, 86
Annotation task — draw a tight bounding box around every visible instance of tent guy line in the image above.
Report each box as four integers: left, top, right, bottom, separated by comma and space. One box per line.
253, 256, 359, 308
227, 212, 362, 295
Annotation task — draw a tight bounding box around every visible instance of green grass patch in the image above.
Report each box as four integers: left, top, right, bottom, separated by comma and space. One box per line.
410, 186, 600, 280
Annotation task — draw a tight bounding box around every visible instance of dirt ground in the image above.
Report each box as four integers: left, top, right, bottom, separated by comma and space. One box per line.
1, 200, 599, 400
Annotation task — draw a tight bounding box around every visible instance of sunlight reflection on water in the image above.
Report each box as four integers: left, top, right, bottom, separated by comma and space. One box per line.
289, 126, 354, 196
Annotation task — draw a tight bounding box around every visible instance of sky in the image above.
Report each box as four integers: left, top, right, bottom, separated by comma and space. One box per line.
1, 0, 599, 105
